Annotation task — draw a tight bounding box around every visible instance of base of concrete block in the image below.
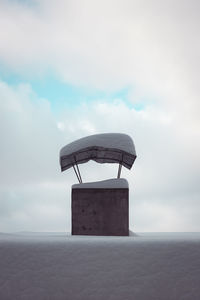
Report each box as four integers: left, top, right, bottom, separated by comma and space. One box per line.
72, 187, 129, 236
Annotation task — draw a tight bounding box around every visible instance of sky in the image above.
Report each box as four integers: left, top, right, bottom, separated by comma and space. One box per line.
0, 0, 200, 232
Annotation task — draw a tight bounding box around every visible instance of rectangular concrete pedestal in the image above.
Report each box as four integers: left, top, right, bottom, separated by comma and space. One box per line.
72, 187, 129, 236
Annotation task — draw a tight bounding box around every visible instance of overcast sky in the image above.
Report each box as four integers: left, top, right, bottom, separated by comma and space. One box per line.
0, 0, 200, 232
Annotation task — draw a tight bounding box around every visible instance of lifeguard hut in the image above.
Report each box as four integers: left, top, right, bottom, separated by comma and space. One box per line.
59, 133, 136, 236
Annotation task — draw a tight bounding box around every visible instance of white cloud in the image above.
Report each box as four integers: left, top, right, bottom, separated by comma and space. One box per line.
0, 0, 200, 232
0, 0, 200, 111
0, 80, 199, 232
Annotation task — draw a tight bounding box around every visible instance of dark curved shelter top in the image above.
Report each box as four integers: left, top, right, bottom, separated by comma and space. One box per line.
60, 133, 136, 172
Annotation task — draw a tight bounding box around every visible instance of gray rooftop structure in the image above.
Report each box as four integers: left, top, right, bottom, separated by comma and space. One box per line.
59, 133, 137, 236
60, 133, 136, 173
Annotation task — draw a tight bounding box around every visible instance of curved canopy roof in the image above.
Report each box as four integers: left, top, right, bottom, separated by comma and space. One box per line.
60, 133, 136, 172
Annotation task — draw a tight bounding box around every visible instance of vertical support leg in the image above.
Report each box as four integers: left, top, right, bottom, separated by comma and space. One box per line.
73, 165, 81, 183
73, 156, 83, 183
117, 163, 122, 178
76, 163, 82, 183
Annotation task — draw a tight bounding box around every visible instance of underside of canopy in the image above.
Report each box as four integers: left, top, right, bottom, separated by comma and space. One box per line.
60, 133, 136, 172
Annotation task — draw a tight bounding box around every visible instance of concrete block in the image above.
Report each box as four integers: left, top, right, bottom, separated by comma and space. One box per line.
72, 188, 129, 236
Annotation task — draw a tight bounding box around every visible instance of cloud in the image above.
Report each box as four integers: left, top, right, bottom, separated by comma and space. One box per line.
0, 81, 60, 184
0, 80, 77, 231
0, 80, 199, 232
0, 0, 200, 103
0, 0, 199, 232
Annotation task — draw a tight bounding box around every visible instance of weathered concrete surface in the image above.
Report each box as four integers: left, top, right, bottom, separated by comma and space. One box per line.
72, 188, 129, 236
